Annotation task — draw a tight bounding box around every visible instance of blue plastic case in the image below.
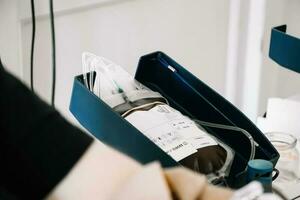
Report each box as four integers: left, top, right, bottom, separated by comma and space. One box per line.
269, 25, 300, 73
70, 51, 279, 187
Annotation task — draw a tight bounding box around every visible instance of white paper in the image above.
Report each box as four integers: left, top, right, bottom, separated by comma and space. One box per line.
256, 117, 270, 133
263, 98, 300, 138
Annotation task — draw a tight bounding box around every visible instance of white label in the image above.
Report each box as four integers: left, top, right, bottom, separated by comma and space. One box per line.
125, 104, 217, 161
126, 90, 163, 102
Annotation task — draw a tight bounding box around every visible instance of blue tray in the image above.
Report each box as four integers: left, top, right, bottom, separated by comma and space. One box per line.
70, 51, 279, 187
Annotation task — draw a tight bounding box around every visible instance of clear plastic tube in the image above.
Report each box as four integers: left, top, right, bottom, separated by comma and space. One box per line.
193, 119, 256, 161
193, 119, 257, 183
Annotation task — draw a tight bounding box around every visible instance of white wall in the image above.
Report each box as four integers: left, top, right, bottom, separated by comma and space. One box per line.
2, 0, 300, 129
272, 0, 300, 98
258, 0, 300, 116
0, 0, 22, 78
224, 0, 300, 120
16, 0, 230, 123
239, 0, 266, 120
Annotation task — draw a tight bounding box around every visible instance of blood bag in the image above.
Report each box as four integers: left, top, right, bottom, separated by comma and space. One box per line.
123, 103, 234, 177
82, 52, 235, 178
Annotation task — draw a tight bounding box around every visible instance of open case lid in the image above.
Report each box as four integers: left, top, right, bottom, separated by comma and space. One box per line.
70, 51, 279, 187
135, 52, 279, 169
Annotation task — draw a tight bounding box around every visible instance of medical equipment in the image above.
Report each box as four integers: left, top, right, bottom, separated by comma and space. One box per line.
30, 0, 36, 92
80, 52, 264, 184
71, 51, 279, 187
269, 25, 300, 74
49, 0, 56, 107
29, 0, 56, 107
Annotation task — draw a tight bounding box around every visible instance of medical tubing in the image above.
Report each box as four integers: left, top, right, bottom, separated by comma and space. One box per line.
30, 0, 36, 92
81, 54, 89, 90
121, 101, 165, 117
193, 119, 256, 161
49, 0, 56, 107
90, 61, 95, 93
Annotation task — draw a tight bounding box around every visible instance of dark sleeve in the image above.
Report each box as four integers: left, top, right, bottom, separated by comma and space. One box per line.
0, 64, 94, 199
